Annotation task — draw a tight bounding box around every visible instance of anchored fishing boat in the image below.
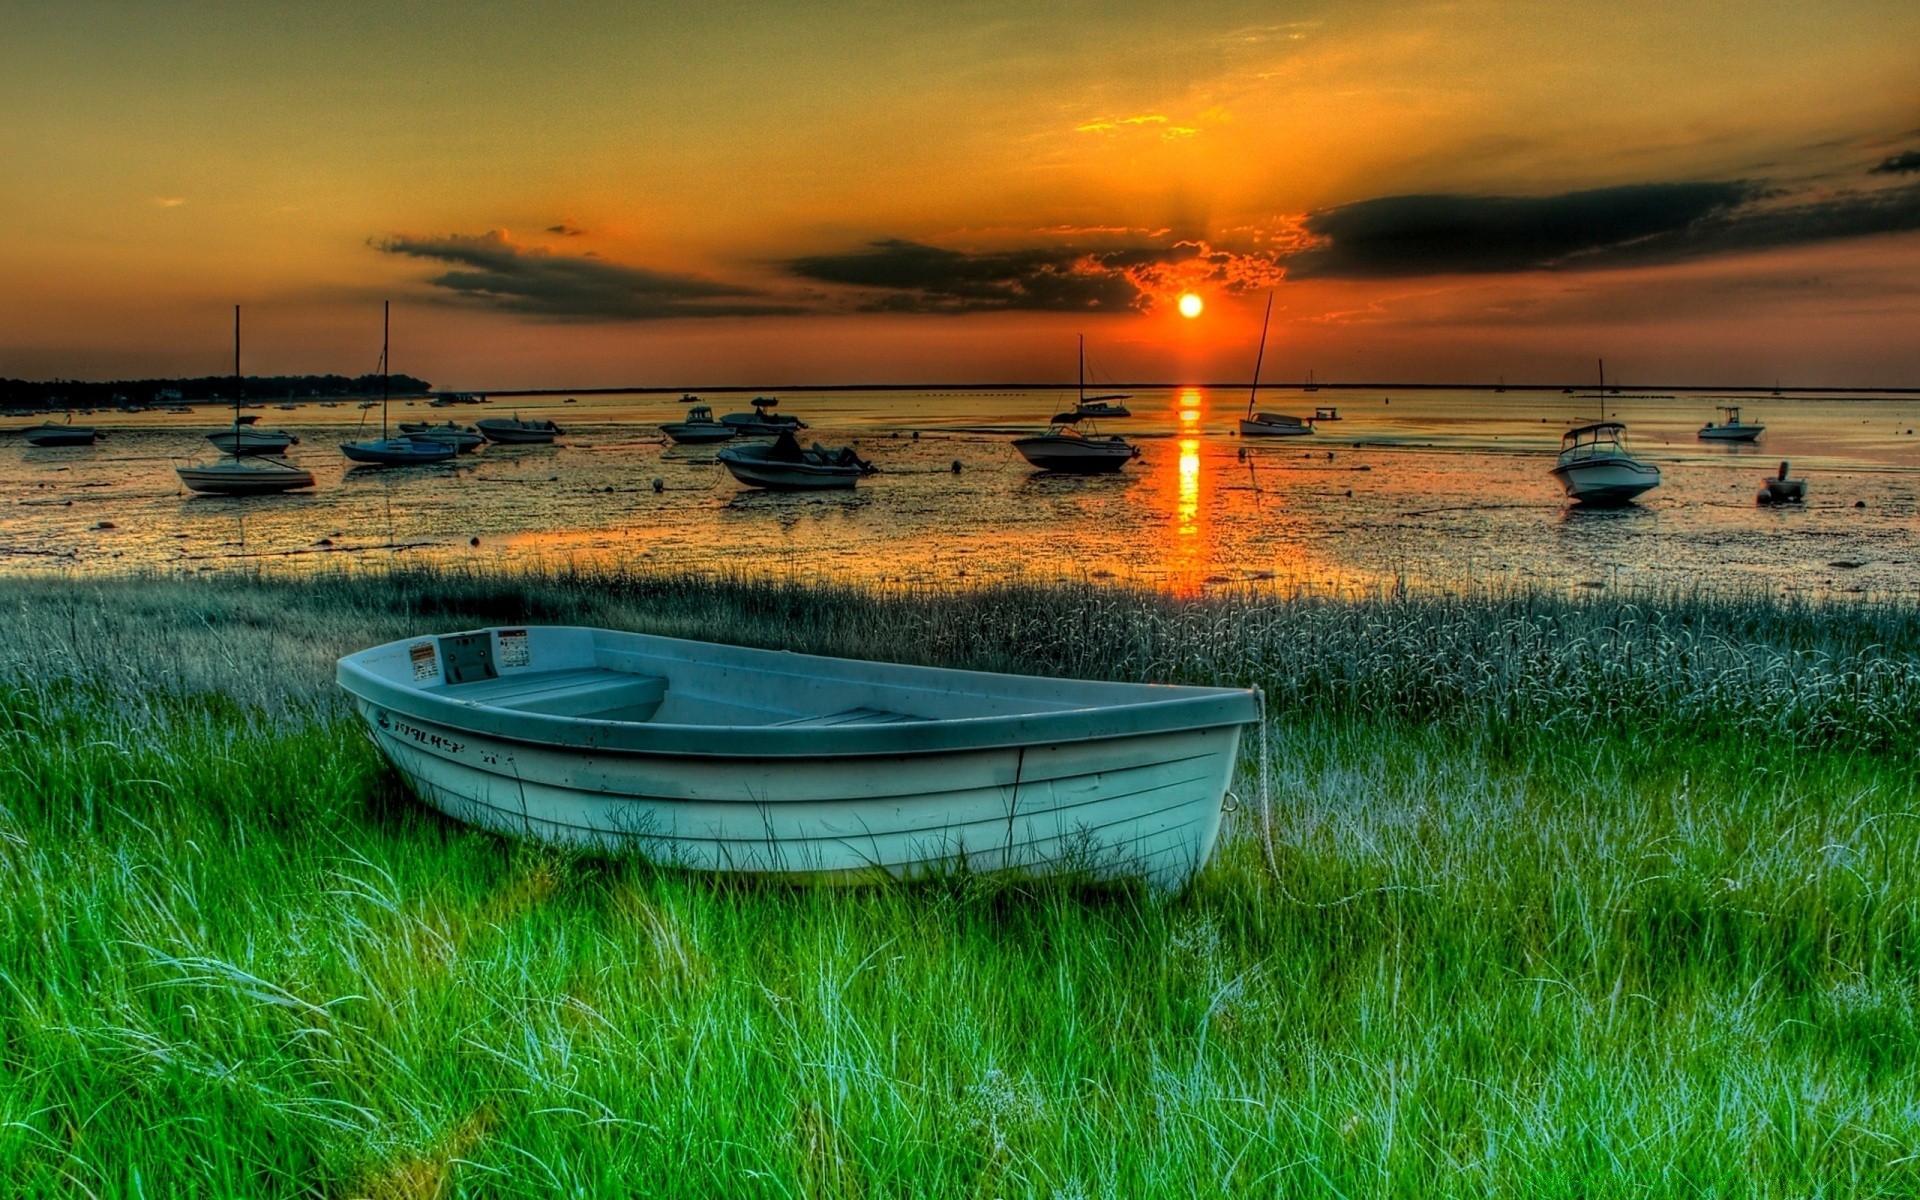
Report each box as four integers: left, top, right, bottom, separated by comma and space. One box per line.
1238, 294, 1316, 439
1014, 337, 1142, 473
1698, 405, 1764, 443
720, 396, 806, 437
399, 421, 485, 453
661, 401, 738, 445
337, 626, 1258, 887
1551, 361, 1660, 505
717, 431, 875, 489
342, 303, 454, 467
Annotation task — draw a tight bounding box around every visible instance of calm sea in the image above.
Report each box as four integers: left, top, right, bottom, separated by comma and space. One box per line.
5, 388, 1918, 596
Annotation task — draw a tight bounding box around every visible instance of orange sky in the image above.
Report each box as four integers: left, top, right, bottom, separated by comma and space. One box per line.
3, 2, 1918, 388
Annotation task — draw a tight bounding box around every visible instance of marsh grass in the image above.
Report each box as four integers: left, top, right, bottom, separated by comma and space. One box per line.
1, 567, 1917, 1196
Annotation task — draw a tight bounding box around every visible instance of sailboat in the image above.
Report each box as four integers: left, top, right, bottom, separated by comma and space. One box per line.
1549, 359, 1660, 505
176, 307, 316, 496
1240, 296, 1315, 437
1012, 336, 1140, 473
340, 303, 455, 466
1047, 347, 1132, 421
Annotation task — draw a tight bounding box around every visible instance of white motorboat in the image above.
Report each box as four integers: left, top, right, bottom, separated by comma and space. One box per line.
661, 402, 738, 445
717, 433, 875, 489
1550, 422, 1661, 505
177, 455, 315, 495
1238, 293, 1315, 438
1014, 336, 1141, 472
398, 420, 485, 452
23, 419, 97, 447
1012, 423, 1140, 472
178, 307, 315, 496
477, 416, 561, 444
1699, 405, 1764, 442
337, 626, 1258, 887
207, 427, 298, 455
720, 396, 807, 437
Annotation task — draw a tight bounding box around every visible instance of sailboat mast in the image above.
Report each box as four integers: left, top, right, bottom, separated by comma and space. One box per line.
1597, 357, 1605, 423
232, 305, 241, 437
1078, 334, 1085, 406
381, 300, 390, 440
1248, 292, 1273, 418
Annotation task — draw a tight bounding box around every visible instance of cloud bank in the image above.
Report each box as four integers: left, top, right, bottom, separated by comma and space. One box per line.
377, 230, 800, 320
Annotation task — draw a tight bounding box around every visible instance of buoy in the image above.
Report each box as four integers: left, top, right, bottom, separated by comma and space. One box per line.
93, 521, 115, 530
470, 536, 480, 546
912, 431, 920, 440
951, 460, 962, 474
1856, 500, 1867, 508
1237, 447, 1246, 461
652, 477, 664, 493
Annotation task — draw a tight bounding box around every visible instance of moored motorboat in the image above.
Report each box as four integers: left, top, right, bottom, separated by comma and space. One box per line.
661, 402, 738, 445
477, 416, 562, 444
717, 431, 875, 489
398, 420, 485, 452
341, 437, 455, 466
1699, 405, 1764, 442
207, 427, 297, 455
177, 455, 316, 495
24, 420, 98, 447
1550, 422, 1660, 505
720, 396, 806, 437
337, 625, 1258, 887
1012, 423, 1140, 473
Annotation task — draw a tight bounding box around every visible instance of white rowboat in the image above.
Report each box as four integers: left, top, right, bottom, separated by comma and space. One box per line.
338, 626, 1258, 888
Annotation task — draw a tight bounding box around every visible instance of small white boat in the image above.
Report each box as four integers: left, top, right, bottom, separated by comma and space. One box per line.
24, 420, 97, 447
720, 396, 807, 437
1012, 423, 1140, 472
717, 434, 875, 489
1015, 336, 1141, 472
1313, 406, 1341, 422
178, 306, 315, 495
477, 416, 561, 444
1238, 295, 1315, 438
337, 626, 1257, 887
661, 402, 738, 445
1699, 405, 1764, 442
398, 421, 485, 452
1551, 422, 1660, 505
177, 455, 315, 495
208, 427, 298, 455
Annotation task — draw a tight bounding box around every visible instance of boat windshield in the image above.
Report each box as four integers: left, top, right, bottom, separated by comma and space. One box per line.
1559, 423, 1632, 462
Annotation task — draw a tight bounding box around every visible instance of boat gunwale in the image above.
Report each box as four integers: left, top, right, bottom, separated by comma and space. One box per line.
338, 626, 1259, 759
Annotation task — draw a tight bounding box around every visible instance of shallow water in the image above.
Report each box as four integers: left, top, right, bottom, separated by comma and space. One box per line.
5, 388, 1918, 595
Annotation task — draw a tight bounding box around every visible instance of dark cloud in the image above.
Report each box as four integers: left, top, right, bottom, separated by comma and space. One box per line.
377, 230, 801, 320
1284, 182, 1756, 278
546, 223, 586, 236
785, 239, 1152, 313
1284, 179, 1920, 278
1871, 150, 1920, 175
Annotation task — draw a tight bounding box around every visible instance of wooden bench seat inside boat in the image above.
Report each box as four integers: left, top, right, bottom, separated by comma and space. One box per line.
448, 668, 670, 721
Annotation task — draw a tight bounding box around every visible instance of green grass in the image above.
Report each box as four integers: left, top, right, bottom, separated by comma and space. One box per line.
1, 567, 1918, 1196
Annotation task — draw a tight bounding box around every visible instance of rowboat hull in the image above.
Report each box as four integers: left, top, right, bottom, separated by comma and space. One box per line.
716, 449, 869, 489
1698, 425, 1763, 442
338, 626, 1256, 888
355, 702, 1239, 885
208, 430, 297, 455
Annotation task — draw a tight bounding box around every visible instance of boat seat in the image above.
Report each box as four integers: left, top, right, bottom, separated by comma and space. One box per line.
770, 706, 927, 728
450, 668, 669, 720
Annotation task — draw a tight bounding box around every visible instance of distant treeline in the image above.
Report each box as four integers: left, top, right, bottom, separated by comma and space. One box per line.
1, 374, 434, 410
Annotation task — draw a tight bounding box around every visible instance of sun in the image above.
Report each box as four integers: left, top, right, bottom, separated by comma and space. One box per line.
1177, 292, 1204, 319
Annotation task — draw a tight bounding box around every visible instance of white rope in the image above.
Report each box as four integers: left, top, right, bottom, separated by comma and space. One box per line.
1256, 686, 1275, 873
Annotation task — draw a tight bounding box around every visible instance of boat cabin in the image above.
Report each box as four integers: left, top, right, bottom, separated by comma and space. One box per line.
684, 405, 717, 423
1313, 406, 1340, 421
1558, 421, 1635, 464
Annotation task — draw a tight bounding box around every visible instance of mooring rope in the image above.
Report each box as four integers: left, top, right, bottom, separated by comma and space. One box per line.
1256, 686, 1275, 873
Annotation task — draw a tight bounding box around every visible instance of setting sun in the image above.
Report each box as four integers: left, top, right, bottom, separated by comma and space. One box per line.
1177, 293, 1204, 319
